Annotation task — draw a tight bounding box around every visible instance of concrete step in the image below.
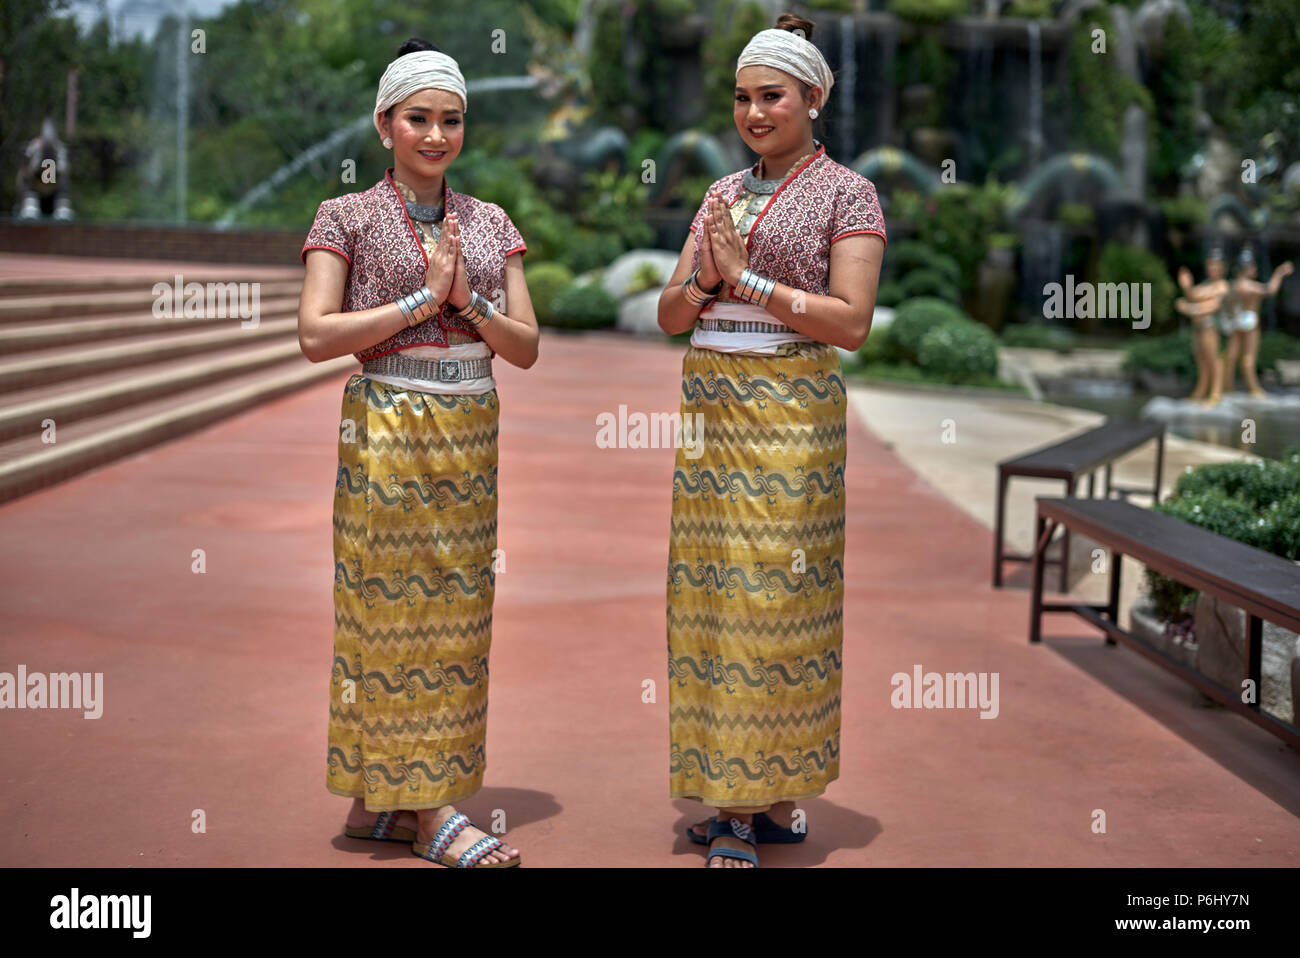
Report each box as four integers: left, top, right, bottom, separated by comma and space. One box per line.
0, 353, 356, 504
0, 279, 302, 320
0, 317, 299, 393
0, 273, 284, 298
0, 296, 300, 352
0, 339, 311, 442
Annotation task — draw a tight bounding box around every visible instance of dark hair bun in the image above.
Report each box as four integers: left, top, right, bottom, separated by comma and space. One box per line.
397, 37, 441, 57
775, 13, 815, 41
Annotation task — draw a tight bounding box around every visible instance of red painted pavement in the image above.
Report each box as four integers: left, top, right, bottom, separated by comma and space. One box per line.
1, 332, 1296, 867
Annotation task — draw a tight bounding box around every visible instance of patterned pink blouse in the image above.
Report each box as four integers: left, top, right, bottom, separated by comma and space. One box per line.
301, 167, 526, 361
689, 143, 886, 302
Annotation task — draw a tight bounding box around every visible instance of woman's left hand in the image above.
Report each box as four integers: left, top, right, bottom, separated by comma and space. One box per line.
445, 214, 472, 311
705, 194, 749, 287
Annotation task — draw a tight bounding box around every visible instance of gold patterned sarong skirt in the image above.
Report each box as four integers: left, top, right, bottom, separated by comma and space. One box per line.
668, 342, 846, 809
327, 374, 498, 811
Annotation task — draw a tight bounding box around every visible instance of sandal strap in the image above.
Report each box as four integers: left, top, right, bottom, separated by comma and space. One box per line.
371, 810, 397, 840
430, 811, 471, 860
457, 835, 503, 868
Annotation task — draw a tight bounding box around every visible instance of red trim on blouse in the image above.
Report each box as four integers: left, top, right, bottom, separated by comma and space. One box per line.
724, 142, 826, 297
504, 244, 527, 257
831, 228, 888, 250
301, 244, 351, 266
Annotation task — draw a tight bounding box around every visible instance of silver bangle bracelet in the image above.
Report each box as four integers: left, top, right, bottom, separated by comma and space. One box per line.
681, 271, 713, 308
458, 290, 495, 327
735, 268, 775, 308
397, 285, 438, 327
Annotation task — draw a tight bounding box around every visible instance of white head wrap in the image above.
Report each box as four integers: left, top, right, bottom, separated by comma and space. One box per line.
736, 28, 834, 100
373, 51, 468, 138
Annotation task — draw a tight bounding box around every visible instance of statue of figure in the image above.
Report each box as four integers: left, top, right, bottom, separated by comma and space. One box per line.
1221, 246, 1294, 398
14, 117, 72, 221
1174, 248, 1230, 407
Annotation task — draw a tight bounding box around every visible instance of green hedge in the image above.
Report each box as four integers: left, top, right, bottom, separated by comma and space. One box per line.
549, 283, 618, 329
900, 268, 961, 304
1144, 454, 1300, 621
1122, 330, 1195, 380
1000, 323, 1076, 352
917, 320, 1000, 383
524, 262, 576, 327
887, 297, 968, 363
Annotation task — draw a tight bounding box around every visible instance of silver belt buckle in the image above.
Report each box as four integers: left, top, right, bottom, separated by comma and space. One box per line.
719, 319, 735, 332
438, 359, 461, 382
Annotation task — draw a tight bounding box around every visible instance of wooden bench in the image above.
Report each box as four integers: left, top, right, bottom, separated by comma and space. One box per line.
1029, 496, 1300, 749
994, 420, 1164, 590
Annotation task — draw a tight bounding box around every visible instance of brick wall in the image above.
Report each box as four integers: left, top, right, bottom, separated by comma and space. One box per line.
0, 220, 304, 265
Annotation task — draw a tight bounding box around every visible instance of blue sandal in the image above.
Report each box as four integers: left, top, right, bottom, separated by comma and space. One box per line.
343, 809, 417, 843
411, 811, 521, 868
706, 817, 759, 868
687, 811, 806, 846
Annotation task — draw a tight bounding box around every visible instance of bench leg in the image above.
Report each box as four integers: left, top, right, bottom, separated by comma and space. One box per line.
1087, 471, 1096, 497
1059, 478, 1072, 593
1030, 515, 1054, 643
1248, 614, 1263, 711
1153, 431, 1165, 505
1105, 551, 1122, 646
1104, 462, 1113, 499
993, 471, 1009, 588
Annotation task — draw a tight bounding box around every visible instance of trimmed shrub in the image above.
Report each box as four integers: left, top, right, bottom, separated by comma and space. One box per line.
876, 280, 905, 309
916, 320, 1000, 383
888, 297, 969, 363
900, 268, 961, 304
1096, 242, 1177, 333
885, 239, 961, 288
1122, 330, 1195, 381
1000, 323, 1076, 352
549, 283, 618, 329
524, 262, 576, 327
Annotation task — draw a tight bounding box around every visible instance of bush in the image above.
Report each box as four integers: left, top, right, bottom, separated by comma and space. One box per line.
549, 283, 618, 329
1143, 457, 1300, 620
917, 320, 1000, 384
900, 268, 961, 304
1172, 458, 1300, 511
876, 280, 905, 309
1000, 323, 1076, 352
557, 229, 626, 275
523, 262, 576, 327
888, 0, 965, 24
888, 297, 970, 363
1096, 242, 1177, 333
1257, 331, 1300, 374
1122, 330, 1195, 380
884, 239, 961, 289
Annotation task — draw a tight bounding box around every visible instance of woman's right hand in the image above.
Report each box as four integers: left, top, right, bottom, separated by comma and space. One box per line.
425, 215, 458, 305
697, 192, 724, 291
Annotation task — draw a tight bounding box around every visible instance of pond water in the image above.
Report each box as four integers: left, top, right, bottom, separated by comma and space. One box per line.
1039, 385, 1300, 462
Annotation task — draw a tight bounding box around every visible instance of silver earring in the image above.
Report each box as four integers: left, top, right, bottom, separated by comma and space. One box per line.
382, 137, 393, 149
809, 108, 819, 120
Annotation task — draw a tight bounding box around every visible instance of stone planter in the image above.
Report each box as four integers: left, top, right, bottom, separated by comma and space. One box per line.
1130, 595, 1197, 670
1194, 591, 1297, 726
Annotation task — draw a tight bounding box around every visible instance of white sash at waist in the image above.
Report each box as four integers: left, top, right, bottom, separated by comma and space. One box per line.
690, 302, 814, 354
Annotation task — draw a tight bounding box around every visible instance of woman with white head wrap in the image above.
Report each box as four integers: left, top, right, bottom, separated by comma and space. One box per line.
300, 38, 538, 869
657, 13, 887, 868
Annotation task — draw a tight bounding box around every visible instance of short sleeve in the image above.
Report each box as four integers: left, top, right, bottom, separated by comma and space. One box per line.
301, 199, 352, 265
498, 206, 526, 258
832, 178, 887, 248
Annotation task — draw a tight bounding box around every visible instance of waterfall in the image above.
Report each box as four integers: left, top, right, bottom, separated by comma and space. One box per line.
217, 75, 540, 227
1026, 21, 1043, 169
1021, 219, 1065, 320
